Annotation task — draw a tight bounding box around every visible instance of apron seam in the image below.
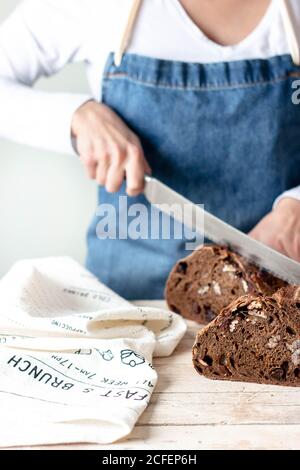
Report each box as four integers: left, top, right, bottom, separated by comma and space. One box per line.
103, 70, 300, 91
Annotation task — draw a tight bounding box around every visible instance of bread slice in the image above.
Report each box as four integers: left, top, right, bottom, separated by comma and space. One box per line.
165, 245, 286, 324
192, 286, 300, 386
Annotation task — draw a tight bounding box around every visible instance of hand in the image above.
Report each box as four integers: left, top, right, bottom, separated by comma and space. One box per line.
249, 198, 300, 261
71, 100, 151, 196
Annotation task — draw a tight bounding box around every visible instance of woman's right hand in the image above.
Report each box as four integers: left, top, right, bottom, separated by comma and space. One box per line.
71, 100, 151, 196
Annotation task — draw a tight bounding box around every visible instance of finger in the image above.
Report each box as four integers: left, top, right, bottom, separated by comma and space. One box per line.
293, 235, 300, 262
249, 225, 285, 255
96, 152, 110, 186
259, 233, 289, 257
81, 154, 97, 179
280, 233, 300, 262
129, 136, 151, 175
125, 144, 146, 196
105, 164, 125, 193
77, 138, 97, 179
272, 237, 291, 259
105, 145, 126, 193
248, 225, 269, 242
248, 228, 260, 239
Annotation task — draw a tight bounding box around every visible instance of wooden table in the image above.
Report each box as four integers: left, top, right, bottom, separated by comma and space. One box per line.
14, 301, 300, 450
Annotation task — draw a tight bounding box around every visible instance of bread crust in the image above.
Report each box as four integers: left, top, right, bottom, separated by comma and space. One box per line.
192, 286, 300, 386
165, 244, 286, 324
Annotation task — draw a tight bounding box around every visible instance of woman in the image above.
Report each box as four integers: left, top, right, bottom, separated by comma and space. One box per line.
0, 0, 300, 299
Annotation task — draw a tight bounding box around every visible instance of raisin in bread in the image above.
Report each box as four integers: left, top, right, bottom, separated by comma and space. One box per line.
192, 286, 300, 386
165, 245, 286, 324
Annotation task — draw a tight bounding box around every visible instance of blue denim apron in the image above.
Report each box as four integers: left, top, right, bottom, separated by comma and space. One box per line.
86, 52, 300, 299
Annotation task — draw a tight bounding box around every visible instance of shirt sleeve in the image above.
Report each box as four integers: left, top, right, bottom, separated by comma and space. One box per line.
0, 0, 92, 155
273, 186, 300, 208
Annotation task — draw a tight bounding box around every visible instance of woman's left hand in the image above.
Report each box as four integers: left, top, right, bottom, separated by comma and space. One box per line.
249, 198, 300, 262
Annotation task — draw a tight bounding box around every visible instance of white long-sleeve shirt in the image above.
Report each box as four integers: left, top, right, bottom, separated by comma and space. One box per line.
0, 0, 300, 204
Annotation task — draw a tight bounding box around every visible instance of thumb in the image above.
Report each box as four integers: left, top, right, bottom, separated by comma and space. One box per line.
248, 227, 260, 239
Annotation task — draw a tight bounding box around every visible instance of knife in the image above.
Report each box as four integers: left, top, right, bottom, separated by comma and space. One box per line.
144, 175, 300, 285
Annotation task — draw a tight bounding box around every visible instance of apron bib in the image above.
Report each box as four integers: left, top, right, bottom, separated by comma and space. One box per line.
86, 1, 300, 299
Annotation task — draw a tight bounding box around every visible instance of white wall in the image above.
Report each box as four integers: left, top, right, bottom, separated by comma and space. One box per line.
0, 0, 97, 277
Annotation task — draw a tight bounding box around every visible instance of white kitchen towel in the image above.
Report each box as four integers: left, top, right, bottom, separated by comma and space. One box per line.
0, 257, 186, 448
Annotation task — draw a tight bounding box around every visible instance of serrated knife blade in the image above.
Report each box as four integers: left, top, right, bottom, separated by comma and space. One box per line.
144, 176, 300, 285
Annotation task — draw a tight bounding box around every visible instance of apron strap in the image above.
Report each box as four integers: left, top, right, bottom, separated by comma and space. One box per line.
114, 0, 143, 67
280, 0, 300, 65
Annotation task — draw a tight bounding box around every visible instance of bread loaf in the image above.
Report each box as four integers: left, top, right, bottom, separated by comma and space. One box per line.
192, 286, 300, 386
165, 245, 286, 324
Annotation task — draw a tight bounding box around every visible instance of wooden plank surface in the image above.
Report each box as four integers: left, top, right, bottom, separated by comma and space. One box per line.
7, 300, 300, 450
16, 426, 300, 450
